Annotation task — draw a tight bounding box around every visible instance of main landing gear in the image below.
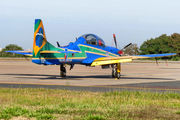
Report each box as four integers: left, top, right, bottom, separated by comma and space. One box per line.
112, 63, 121, 79
60, 64, 66, 77
60, 63, 121, 79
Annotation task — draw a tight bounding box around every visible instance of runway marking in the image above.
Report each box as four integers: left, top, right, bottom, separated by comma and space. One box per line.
0, 82, 180, 92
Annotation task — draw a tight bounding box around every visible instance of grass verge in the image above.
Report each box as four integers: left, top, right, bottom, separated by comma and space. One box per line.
0, 88, 180, 119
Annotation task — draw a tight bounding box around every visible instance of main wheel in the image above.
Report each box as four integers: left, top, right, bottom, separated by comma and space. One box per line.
112, 68, 116, 78
60, 65, 66, 77
115, 72, 121, 79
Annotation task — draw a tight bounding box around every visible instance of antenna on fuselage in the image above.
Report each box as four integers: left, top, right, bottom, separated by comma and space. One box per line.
57, 41, 60, 47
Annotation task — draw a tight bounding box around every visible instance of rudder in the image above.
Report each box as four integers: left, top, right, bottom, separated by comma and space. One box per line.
33, 19, 57, 58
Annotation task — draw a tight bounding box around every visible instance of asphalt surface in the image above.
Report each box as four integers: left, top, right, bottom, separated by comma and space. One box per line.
1, 59, 180, 93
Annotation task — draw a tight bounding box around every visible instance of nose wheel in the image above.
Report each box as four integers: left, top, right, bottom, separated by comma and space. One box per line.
60, 64, 66, 77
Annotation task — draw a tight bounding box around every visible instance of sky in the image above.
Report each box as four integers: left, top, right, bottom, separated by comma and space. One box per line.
0, 0, 180, 50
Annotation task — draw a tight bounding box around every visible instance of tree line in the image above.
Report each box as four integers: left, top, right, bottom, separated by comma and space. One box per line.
0, 44, 24, 57
139, 33, 180, 60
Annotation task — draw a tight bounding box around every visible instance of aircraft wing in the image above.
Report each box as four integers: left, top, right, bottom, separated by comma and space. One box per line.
5, 50, 32, 56
91, 53, 176, 66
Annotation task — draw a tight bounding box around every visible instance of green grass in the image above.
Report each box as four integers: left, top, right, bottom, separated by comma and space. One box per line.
0, 88, 180, 119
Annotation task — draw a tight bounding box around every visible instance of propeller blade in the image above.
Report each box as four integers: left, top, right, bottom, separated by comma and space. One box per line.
120, 43, 132, 51
57, 41, 60, 47
113, 34, 117, 48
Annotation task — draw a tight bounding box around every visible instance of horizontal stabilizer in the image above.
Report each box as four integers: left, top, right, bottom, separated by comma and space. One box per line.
5, 51, 32, 56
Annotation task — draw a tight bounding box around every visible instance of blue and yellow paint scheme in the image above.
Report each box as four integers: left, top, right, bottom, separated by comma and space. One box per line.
5, 19, 177, 78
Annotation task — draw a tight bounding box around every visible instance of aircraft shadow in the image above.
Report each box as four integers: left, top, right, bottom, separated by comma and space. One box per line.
0, 73, 111, 80
0, 73, 175, 81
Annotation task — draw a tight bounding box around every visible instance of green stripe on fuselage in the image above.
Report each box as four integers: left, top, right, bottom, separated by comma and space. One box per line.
78, 44, 118, 57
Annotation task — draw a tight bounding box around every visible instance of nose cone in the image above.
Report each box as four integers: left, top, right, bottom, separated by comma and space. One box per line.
118, 50, 123, 55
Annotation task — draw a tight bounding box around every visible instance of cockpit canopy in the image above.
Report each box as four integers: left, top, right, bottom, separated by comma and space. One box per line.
80, 34, 105, 47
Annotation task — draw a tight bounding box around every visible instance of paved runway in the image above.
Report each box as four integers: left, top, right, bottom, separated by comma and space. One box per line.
0, 59, 180, 92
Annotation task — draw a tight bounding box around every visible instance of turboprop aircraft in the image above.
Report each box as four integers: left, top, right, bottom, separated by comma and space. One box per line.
5, 19, 176, 79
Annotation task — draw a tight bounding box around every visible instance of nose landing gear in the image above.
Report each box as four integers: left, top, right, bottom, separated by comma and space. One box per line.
60, 64, 66, 77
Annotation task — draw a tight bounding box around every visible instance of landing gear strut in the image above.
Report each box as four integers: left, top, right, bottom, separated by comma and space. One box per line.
60, 64, 66, 77
112, 67, 116, 78
112, 63, 121, 79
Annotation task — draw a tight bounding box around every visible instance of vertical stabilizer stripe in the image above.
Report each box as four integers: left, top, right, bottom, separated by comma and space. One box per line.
33, 19, 47, 56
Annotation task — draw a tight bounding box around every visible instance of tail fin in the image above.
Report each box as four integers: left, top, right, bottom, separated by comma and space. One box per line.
33, 19, 57, 58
